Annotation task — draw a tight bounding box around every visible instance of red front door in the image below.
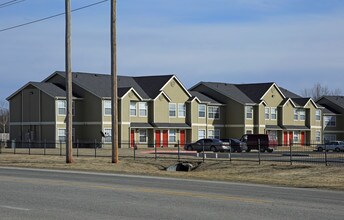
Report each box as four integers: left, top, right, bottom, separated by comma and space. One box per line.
130, 130, 135, 148
284, 132, 288, 146
289, 132, 293, 145
162, 130, 168, 147
301, 132, 305, 145
155, 130, 161, 148
180, 130, 185, 147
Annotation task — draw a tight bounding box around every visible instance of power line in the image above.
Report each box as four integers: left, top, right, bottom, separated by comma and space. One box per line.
0, 0, 25, 9
0, 0, 109, 33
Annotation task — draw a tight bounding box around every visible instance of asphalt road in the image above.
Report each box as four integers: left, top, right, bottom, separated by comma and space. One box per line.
0, 167, 343, 220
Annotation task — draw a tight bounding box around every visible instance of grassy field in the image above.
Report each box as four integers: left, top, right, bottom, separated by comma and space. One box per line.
0, 151, 343, 191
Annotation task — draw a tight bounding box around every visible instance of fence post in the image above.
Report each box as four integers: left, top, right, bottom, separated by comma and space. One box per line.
133, 144, 136, 160
60, 141, 62, 156
14, 140, 16, 154
258, 139, 261, 165
77, 139, 79, 157
94, 139, 97, 158
28, 140, 31, 155
324, 143, 328, 166
177, 140, 180, 162
229, 144, 231, 162
44, 139, 46, 156
202, 140, 205, 162
289, 141, 293, 165
0, 141, 2, 154
155, 140, 157, 160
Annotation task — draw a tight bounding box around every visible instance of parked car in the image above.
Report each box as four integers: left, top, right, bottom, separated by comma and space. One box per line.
220, 138, 247, 152
316, 141, 344, 152
184, 138, 230, 152
240, 134, 273, 153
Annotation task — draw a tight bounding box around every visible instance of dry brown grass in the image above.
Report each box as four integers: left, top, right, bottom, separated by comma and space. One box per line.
0, 153, 343, 190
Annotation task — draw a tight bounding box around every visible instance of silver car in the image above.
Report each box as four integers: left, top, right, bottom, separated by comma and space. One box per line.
184, 138, 230, 152
316, 141, 344, 152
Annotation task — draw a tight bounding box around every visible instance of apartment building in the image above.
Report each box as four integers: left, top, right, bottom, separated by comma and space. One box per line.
317, 96, 344, 142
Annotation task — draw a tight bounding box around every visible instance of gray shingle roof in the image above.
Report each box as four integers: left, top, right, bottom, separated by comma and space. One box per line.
52, 71, 174, 99
199, 82, 255, 104
189, 91, 222, 104
279, 87, 302, 99
30, 82, 68, 98
235, 82, 274, 103
291, 98, 310, 107
321, 96, 344, 109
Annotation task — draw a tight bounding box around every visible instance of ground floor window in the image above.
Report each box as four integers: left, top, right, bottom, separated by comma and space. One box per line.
315, 130, 321, 142
198, 129, 206, 140
246, 130, 253, 134
139, 129, 147, 143
58, 129, 66, 142
293, 131, 300, 142
324, 134, 336, 143
208, 129, 220, 139
169, 129, 176, 142
104, 129, 112, 143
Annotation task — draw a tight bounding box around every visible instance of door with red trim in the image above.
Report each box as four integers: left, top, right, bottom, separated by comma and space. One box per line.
284, 132, 288, 146
155, 130, 161, 148
301, 132, 305, 146
130, 130, 135, 148
289, 132, 293, 145
162, 130, 168, 147
180, 130, 185, 147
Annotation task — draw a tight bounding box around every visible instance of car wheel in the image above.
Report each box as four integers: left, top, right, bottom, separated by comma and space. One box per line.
335, 147, 340, 152
186, 145, 193, 151
245, 149, 251, 153
267, 148, 273, 153
260, 148, 265, 153
317, 147, 323, 152
210, 146, 217, 152
237, 149, 242, 153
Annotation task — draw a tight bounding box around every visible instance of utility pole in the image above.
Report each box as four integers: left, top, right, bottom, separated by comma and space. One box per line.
65, 0, 73, 163
111, 0, 118, 163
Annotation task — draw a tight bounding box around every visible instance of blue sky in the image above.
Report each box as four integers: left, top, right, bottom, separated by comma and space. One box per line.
1, 0, 344, 103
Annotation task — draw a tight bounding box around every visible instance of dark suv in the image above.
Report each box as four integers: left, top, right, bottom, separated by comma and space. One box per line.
240, 134, 273, 153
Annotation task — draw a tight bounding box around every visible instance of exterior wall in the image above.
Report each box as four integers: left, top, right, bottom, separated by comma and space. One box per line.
154, 94, 169, 123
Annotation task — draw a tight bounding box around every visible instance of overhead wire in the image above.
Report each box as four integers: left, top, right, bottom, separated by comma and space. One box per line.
0, 0, 25, 9
0, 0, 109, 33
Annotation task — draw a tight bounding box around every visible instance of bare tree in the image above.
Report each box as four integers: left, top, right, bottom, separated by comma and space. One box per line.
301, 83, 342, 100
0, 101, 9, 136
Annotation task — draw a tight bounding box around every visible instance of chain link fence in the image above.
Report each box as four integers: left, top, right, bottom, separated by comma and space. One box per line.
0, 139, 343, 166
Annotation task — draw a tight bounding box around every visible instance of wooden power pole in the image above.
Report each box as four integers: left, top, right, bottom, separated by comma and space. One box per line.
65, 0, 73, 163
111, 0, 118, 163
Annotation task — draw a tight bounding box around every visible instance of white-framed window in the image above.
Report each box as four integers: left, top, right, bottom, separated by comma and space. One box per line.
139, 129, 147, 143
246, 130, 253, 134
271, 107, 277, 120
208, 106, 220, 119
324, 116, 336, 127
315, 110, 321, 121
294, 109, 299, 120
104, 129, 112, 143
169, 103, 176, 117
299, 109, 305, 121
57, 100, 66, 115
169, 129, 176, 142
265, 107, 270, 119
178, 104, 186, 118
316, 130, 321, 142
139, 102, 147, 117
104, 100, 111, 116
208, 129, 220, 139
198, 104, 206, 118
198, 129, 206, 139
72, 101, 75, 116
324, 134, 336, 143
130, 101, 137, 116
245, 106, 253, 119
293, 131, 299, 142
58, 129, 66, 142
